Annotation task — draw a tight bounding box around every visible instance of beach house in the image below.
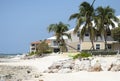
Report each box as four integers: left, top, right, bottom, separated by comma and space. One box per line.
47, 16, 120, 52
30, 40, 51, 53
30, 27, 119, 53
47, 28, 119, 52
30, 41, 41, 53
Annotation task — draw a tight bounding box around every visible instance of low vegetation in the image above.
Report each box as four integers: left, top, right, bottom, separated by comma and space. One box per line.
36, 40, 52, 55
71, 52, 92, 59
29, 40, 52, 56
91, 50, 118, 55
112, 26, 120, 42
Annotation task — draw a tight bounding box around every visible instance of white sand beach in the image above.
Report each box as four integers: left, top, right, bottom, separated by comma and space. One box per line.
0, 54, 120, 81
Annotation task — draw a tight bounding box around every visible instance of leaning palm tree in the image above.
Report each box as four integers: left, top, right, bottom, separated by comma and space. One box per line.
95, 6, 119, 50
47, 22, 71, 53
69, 1, 96, 50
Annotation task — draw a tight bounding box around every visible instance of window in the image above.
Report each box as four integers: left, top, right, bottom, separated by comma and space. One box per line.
31, 44, 35, 46
53, 41, 58, 46
107, 44, 112, 49
96, 32, 101, 36
77, 31, 80, 37
107, 32, 111, 36
77, 44, 80, 50
85, 33, 89, 36
31, 48, 35, 50
96, 44, 100, 50
107, 30, 111, 36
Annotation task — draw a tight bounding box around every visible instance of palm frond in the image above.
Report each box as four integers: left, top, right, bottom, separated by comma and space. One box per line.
80, 26, 86, 41
69, 13, 79, 20
63, 33, 71, 40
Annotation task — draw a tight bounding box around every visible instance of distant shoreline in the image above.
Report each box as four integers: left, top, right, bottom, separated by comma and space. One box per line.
0, 53, 23, 58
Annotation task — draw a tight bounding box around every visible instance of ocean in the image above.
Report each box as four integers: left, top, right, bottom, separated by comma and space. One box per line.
0, 53, 23, 58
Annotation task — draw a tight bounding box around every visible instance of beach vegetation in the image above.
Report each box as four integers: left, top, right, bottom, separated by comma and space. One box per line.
69, 1, 96, 50
47, 22, 71, 53
95, 6, 119, 50
69, 0, 119, 51
29, 51, 37, 56
36, 40, 52, 55
111, 26, 120, 42
81, 50, 118, 56
71, 52, 92, 59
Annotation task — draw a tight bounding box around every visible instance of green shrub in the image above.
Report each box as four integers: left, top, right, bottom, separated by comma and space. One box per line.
80, 52, 92, 58
43, 50, 52, 54
29, 51, 36, 56
36, 40, 52, 55
72, 54, 81, 59
72, 52, 92, 59
91, 50, 117, 55
82, 50, 117, 56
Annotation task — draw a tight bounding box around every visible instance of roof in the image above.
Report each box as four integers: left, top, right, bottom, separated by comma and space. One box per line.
47, 36, 68, 40
45, 40, 51, 43
31, 41, 41, 44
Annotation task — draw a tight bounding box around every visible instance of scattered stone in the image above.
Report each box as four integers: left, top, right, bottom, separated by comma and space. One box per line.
5, 74, 12, 79
108, 64, 114, 71
110, 64, 120, 71
39, 80, 44, 81
35, 74, 39, 78
27, 70, 31, 74
0, 65, 37, 81
92, 62, 102, 71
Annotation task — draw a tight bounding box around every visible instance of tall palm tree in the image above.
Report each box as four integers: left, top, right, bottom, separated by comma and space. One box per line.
47, 22, 71, 53
95, 6, 119, 50
69, 1, 96, 50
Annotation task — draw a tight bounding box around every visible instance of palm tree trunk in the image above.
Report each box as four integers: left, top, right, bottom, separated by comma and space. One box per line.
104, 35, 108, 50
61, 38, 68, 53
91, 40, 95, 50
91, 0, 96, 7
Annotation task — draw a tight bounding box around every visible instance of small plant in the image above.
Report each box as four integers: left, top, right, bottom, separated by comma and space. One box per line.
72, 54, 81, 59
72, 52, 92, 59
36, 40, 52, 55
80, 52, 92, 58
29, 51, 37, 56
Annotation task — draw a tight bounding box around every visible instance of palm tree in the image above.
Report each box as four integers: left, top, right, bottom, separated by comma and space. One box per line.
111, 26, 120, 42
69, 1, 96, 50
95, 6, 119, 50
47, 22, 71, 53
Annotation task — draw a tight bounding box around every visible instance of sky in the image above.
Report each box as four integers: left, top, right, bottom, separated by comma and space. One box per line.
0, 0, 120, 54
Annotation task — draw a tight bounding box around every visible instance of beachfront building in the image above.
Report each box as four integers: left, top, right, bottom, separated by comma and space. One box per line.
47, 28, 119, 52
47, 15, 120, 52
30, 28, 119, 53
30, 41, 41, 53
47, 36, 68, 52
30, 40, 51, 53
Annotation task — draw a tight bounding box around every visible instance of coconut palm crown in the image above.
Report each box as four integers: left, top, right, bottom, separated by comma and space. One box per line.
95, 6, 120, 50
47, 22, 71, 52
69, 1, 96, 50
